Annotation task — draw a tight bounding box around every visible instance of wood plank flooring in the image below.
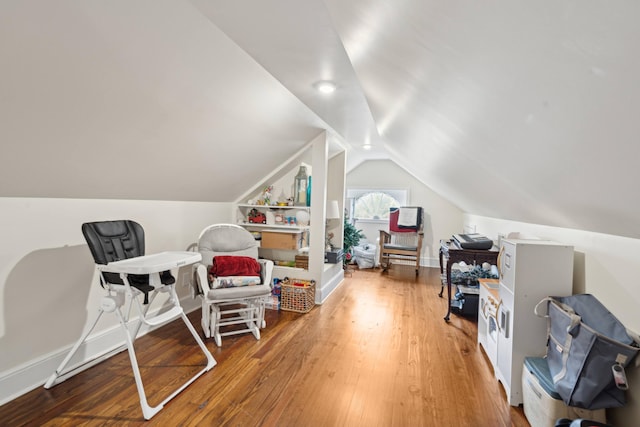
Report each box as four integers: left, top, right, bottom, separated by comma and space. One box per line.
0, 266, 530, 426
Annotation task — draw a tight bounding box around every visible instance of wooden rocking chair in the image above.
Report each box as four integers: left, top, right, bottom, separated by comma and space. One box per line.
379, 207, 424, 275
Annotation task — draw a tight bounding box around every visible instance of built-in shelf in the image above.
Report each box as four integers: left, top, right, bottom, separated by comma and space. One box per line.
238, 223, 309, 232
236, 203, 311, 232
237, 203, 310, 211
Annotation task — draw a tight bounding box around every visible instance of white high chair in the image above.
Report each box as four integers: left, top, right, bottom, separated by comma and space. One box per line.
44, 220, 216, 420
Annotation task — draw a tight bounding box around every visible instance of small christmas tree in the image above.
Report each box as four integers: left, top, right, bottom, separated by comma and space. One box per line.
343, 216, 364, 266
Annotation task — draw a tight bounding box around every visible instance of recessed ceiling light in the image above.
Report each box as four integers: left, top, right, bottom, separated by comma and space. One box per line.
362, 144, 372, 150
314, 80, 337, 94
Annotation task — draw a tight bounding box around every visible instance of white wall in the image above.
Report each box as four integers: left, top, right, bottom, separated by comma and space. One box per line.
347, 159, 463, 266
0, 197, 231, 404
465, 214, 640, 425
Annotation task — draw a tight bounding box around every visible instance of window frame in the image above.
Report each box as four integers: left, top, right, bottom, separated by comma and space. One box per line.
346, 188, 409, 222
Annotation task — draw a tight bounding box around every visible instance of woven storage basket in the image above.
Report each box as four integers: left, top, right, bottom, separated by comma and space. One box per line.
280, 278, 315, 313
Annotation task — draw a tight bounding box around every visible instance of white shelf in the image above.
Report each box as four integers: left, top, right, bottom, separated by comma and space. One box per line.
237, 204, 310, 211
238, 223, 309, 232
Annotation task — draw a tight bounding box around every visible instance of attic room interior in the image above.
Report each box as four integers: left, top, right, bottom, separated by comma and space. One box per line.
2, 1, 640, 426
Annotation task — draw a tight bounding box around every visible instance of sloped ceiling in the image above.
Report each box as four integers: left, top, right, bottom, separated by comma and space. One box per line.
2, 1, 640, 239
0, 1, 330, 202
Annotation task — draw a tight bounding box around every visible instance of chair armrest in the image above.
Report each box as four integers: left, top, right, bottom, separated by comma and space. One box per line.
379, 230, 391, 243
192, 262, 212, 297
258, 259, 274, 288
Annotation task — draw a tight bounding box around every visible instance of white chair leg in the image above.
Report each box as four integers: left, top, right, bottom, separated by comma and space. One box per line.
116, 297, 216, 420
114, 307, 159, 420
250, 324, 261, 340
212, 306, 221, 347
44, 308, 105, 388
180, 311, 216, 371
201, 299, 211, 338
258, 300, 266, 328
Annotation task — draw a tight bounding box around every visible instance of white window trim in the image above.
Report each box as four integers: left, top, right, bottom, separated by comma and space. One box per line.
346, 188, 409, 220
346, 188, 409, 204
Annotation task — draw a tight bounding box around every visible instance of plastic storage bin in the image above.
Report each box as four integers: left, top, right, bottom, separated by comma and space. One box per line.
522, 357, 606, 427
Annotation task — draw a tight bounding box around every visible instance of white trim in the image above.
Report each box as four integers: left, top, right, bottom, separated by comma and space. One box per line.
0, 296, 200, 406
316, 269, 344, 304
422, 255, 440, 269
346, 188, 409, 204
346, 188, 409, 220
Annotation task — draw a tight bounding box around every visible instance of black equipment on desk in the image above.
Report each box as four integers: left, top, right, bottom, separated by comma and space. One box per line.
452, 233, 493, 250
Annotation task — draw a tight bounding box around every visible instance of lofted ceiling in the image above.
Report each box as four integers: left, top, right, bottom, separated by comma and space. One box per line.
1, 1, 640, 239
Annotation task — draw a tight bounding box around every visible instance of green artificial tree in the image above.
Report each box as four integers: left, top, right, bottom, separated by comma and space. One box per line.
343, 216, 365, 266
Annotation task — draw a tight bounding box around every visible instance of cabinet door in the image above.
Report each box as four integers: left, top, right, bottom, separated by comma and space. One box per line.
496, 283, 514, 402
500, 240, 517, 293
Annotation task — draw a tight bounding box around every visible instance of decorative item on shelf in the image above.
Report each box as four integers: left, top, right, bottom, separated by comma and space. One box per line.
306, 176, 312, 206
265, 210, 276, 225
295, 210, 310, 226
274, 210, 285, 225
325, 200, 340, 251
261, 185, 274, 206
277, 189, 288, 206
294, 166, 308, 206
248, 208, 266, 224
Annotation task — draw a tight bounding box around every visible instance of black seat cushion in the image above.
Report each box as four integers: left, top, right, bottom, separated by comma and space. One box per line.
82, 220, 174, 292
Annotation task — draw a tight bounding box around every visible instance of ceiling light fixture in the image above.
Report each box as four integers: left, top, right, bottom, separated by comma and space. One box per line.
314, 80, 337, 94
362, 143, 372, 150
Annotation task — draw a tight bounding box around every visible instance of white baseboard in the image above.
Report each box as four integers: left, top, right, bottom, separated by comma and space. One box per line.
316, 269, 344, 304
421, 255, 440, 268
0, 296, 200, 407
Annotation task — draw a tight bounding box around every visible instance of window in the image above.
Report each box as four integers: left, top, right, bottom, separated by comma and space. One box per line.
346, 189, 408, 221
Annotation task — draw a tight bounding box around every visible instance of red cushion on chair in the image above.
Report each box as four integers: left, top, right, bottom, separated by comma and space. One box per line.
210, 256, 261, 277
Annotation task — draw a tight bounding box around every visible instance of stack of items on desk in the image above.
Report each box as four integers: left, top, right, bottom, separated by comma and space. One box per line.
452, 233, 494, 250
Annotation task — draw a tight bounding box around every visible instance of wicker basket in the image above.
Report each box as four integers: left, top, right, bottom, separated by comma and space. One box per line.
280, 278, 316, 313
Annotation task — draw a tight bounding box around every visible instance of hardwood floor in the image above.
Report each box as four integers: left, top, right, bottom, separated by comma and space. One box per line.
0, 266, 530, 426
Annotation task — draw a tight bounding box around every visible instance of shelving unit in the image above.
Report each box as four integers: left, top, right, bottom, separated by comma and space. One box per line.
235, 203, 311, 271
232, 132, 346, 303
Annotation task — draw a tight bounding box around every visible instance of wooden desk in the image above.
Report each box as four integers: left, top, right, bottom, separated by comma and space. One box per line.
439, 240, 499, 322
